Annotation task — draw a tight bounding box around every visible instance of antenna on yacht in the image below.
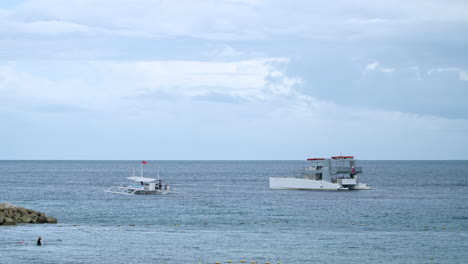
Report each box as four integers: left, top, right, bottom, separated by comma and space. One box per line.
133, 166, 135, 177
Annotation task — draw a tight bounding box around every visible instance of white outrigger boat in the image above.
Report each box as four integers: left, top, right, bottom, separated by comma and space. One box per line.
105, 162, 173, 195
269, 156, 371, 191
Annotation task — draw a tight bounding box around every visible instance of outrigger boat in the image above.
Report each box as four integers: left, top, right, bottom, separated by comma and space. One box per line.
269, 156, 371, 191
105, 161, 173, 195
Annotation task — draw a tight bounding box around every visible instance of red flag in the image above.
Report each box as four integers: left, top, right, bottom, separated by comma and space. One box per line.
142, 161, 147, 164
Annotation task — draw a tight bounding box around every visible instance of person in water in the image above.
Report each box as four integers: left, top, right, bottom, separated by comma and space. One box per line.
37, 237, 42, 246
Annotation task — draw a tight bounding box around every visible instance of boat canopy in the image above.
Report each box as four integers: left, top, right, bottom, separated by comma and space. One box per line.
331, 156, 354, 159
126, 176, 157, 182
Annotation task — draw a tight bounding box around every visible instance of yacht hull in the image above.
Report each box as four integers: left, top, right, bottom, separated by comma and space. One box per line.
269, 177, 347, 191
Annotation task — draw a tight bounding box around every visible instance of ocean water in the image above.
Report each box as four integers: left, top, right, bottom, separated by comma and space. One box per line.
0, 160, 467, 264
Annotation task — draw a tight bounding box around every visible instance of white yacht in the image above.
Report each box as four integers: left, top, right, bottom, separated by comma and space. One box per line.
269, 156, 371, 191
105, 162, 173, 195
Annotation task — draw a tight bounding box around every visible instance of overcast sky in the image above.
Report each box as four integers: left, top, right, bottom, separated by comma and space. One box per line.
1, 0, 467, 160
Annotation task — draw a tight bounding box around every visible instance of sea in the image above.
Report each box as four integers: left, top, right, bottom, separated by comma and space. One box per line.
0, 160, 467, 264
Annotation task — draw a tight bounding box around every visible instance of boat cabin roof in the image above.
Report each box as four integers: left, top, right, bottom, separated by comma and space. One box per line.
127, 176, 158, 182
331, 156, 354, 159
307, 156, 355, 162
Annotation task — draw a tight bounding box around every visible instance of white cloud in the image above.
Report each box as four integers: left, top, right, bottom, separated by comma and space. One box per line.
366, 61, 379, 70
91, 58, 299, 101
410, 66, 422, 80
0, 16, 158, 38
8, 0, 264, 40
2, 58, 468, 159
1, 1, 468, 159
380, 68, 395, 73
203, 45, 266, 60
363, 61, 395, 75
226, 0, 263, 4
460, 71, 468, 81
0, 58, 301, 112
0, 62, 107, 110
2, 0, 465, 42
204, 45, 245, 59
427, 67, 468, 81
431, 67, 460, 73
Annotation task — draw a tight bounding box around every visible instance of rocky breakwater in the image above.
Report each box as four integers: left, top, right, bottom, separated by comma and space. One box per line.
0, 203, 57, 226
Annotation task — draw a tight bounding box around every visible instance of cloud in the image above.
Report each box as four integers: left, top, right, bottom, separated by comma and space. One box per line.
380, 68, 395, 73
0, 16, 159, 38
2, 58, 468, 159
1, 1, 468, 159
193, 92, 245, 104
203, 45, 267, 60
33, 104, 88, 113
366, 61, 379, 70
0, 62, 108, 111
460, 71, 468, 81
1, 0, 466, 43
91, 58, 299, 102
363, 61, 395, 76
0, 58, 302, 113
8, 0, 265, 40
410, 66, 422, 80
427, 67, 468, 81
204, 45, 245, 59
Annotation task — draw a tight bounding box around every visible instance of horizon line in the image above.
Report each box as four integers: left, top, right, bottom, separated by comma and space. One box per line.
1, 159, 466, 161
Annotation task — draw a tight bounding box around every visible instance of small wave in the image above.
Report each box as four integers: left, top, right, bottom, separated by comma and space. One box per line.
451, 216, 468, 220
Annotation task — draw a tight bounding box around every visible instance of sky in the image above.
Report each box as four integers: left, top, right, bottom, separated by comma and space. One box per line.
1, 0, 467, 160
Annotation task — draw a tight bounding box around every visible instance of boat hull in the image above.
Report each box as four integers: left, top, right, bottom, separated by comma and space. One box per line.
269, 177, 347, 191
105, 186, 172, 195
133, 189, 171, 195
347, 182, 371, 190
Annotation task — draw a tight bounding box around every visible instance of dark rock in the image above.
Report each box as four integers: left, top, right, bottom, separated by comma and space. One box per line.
0, 203, 57, 226
3, 217, 16, 225
4, 208, 14, 218
46, 217, 58, 224
20, 216, 33, 223
18, 207, 28, 215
